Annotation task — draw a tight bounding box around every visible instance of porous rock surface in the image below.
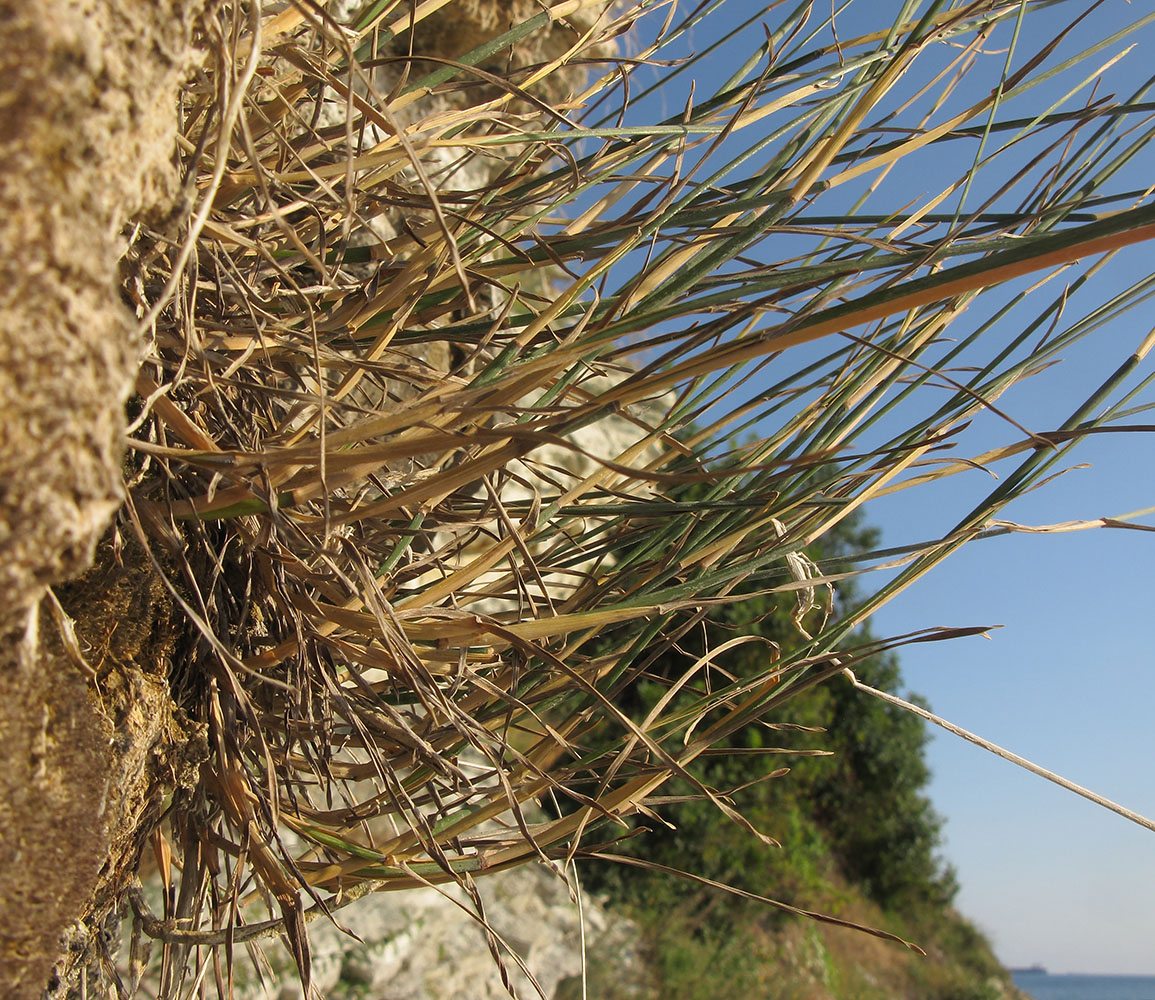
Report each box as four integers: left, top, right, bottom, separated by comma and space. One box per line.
0, 2, 203, 995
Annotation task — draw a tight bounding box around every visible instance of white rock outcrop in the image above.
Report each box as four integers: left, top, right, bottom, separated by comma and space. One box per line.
196, 861, 649, 1000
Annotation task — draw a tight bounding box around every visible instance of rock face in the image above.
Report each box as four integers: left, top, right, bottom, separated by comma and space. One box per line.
0, 0, 198, 631
0, 2, 204, 995
138, 861, 651, 1000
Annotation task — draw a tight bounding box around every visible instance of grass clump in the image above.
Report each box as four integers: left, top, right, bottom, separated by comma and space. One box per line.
105, 0, 1155, 994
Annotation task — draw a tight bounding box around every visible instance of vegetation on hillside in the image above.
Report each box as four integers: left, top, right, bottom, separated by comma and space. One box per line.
40, 0, 1155, 994
584, 517, 938, 889
576, 510, 1014, 999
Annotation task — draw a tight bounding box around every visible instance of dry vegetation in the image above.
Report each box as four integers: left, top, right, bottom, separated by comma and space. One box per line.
7, 0, 1155, 996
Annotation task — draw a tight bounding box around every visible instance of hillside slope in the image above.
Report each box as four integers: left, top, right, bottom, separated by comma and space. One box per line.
568, 514, 1027, 1000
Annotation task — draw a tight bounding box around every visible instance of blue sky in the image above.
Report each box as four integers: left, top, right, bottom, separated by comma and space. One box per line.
613, 0, 1155, 975
870, 370, 1155, 974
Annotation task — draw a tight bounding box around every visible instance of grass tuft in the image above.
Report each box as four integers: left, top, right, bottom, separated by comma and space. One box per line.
115, 0, 1155, 992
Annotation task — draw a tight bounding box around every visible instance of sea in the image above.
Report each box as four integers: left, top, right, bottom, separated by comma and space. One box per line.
1012, 973, 1155, 1000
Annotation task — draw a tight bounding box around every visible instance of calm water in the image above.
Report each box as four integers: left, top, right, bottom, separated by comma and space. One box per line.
1013, 973, 1155, 1000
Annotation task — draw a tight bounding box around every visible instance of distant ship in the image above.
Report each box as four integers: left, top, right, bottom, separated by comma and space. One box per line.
1010, 965, 1047, 975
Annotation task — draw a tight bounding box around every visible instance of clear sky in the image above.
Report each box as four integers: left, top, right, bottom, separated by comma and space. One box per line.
831, 3, 1155, 973
869, 356, 1155, 975
867, 377, 1155, 974
620, 0, 1155, 975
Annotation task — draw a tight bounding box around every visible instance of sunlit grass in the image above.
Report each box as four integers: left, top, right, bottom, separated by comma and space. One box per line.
122, 0, 1155, 990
